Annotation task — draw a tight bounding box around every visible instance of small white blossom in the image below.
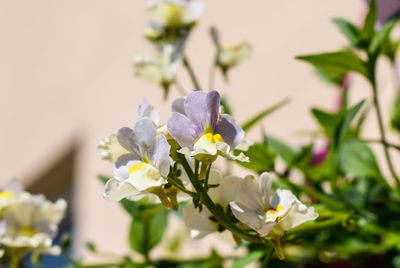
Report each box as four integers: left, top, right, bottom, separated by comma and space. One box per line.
217, 42, 252, 72
230, 173, 318, 238
0, 191, 66, 255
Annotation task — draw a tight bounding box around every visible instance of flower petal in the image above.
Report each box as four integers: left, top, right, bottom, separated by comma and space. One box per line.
117, 127, 141, 156
133, 118, 157, 158
167, 112, 199, 148
215, 114, 244, 149
278, 201, 319, 230
182, 202, 216, 239
104, 178, 140, 202
138, 98, 159, 124
184, 91, 208, 130
206, 90, 220, 130
126, 163, 167, 192
171, 96, 186, 115
152, 135, 171, 177
230, 201, 263, 231
114, 159, 142, 182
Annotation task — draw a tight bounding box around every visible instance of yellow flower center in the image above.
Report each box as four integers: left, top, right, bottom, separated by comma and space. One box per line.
0, 191, 14, 199
267, 205, 284, 214
129, 162, 148, 174
20, 226, 37, 237
165, 4, 183, 27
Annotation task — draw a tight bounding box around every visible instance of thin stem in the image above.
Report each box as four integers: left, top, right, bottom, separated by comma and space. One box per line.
363, 138, 400, 152
368, 55, 400, 187
179, 155, 265, 244
183, 55, 203, 91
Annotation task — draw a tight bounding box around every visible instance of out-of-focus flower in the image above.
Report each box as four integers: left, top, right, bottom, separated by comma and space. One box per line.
217, 42, 252, 75
0, 192, 66, 256
311, 140, 329, 166
375, 0, 400, 25
144, 0, 205, 42
230, 173, 318, 259
182, 169, 242, 238
102, 118, 171, 204
167, 90, 247, 163
0, 179, 22, 215
133, 44, 181, 97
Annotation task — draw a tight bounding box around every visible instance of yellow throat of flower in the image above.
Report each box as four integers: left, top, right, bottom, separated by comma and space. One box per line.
265, 205, 284, 223
20, 226, 37, 237
0, 191, 14, 199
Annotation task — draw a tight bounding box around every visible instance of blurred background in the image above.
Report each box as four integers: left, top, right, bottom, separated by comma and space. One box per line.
1, 0, 399, 263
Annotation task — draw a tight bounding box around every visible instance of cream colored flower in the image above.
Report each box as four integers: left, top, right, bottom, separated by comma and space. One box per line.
133, 44, 180, 90
230, 173, 318, 238
217, 42, 252, 72
0, 192, 66, 255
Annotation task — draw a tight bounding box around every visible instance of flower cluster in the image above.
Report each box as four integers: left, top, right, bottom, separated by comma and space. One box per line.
99, 89, 318, 257
0, 179, 66, 262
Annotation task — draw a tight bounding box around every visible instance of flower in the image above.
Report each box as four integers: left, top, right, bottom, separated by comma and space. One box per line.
144, 0, 205, 42
0, 192, 66, 256
133, 44, 181, 97
103, 117, 171, 203
182, 169, 242, 238
167, 90, 247, 163
0, 179, 23, 215
217, 42, 252, 74
230, 172, 318, 259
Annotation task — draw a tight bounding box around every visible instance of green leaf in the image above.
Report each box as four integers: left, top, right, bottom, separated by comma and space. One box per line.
369, 18, 398, 54
220, 95, 233, 115
264, 135, 297, 165
241, 98, 290, 132
360, 0, 377, 42
235, 143, 275, 173
315, 68, 346, 86
333, 99, 365, 149
339, 139, 382, 179
230, 250, 264, 268
296, 51, 368, 78
129, 209, 168, 255
332, 18, 360, 46
311, 108, 342, 137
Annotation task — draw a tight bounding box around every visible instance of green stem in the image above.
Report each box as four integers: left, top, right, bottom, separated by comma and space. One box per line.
368, 54, 400, 188
167, 176, 197, 197
183, 55, 203, 91
179, 155, 265, 244
286, 213, 349, 236
363, 138, 400, 152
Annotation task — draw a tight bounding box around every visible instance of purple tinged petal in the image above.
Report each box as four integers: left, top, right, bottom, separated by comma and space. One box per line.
206, 90, 220, 131
215, 114, 244, 149
115, 153, 141, 168
138, 98, 159, 124
167, 112, 199, 148
117, 127, 141, 155
138, 98, 149, 116
152, 135, 171, 177
133, 118, 157, 158
184, 91, 209, 130
113, 159, 142, 182
172, 96, 186, 115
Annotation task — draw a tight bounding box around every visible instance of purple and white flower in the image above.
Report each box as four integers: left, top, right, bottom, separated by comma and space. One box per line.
167, 90, 248, 162
103, 117, 171, 202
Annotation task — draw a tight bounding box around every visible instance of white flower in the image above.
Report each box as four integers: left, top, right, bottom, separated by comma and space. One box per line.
0, 179, 23, 215
182, 169, 242, 238
217, 42, 252, 71
0, 192, 66, 255
147, 0, 204, 29
133, 44, 181, 90
230, 173, 318, 238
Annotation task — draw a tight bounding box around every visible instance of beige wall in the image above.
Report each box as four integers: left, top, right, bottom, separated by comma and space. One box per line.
2, 0, 399, 261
